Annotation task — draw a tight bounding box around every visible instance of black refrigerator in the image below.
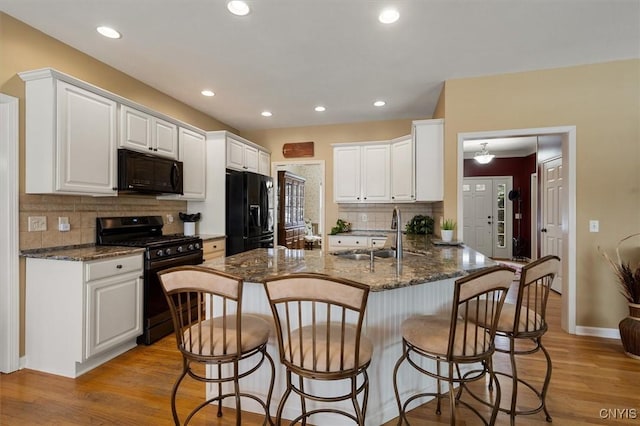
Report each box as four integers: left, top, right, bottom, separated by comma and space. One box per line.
226, 169, 274, 255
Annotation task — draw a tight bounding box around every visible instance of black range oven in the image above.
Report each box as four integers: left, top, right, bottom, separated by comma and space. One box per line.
96, 216, 203, 345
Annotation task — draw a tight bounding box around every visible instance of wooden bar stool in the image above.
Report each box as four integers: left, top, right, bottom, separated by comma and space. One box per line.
263, 273, 372, 425
393, 266, 515, 425
158, 266, 275, 426
464, 255, 560, 425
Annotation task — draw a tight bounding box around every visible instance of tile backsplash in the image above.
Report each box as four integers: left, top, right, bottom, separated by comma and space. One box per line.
336, 202, 443, 232
19, 193, 187, 250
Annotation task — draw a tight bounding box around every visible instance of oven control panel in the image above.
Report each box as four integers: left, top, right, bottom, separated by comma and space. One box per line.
148, 240, 203, 260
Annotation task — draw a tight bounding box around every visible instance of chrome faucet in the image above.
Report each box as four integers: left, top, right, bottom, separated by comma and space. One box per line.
391, 206, 403, 260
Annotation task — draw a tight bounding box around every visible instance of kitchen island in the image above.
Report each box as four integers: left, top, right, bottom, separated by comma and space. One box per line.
202, 235, 495, 425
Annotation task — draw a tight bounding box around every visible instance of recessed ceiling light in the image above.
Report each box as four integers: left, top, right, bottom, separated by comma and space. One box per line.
378, 8, 400, 24
201, 90, 215, 97
261, 111, 272, 117
227, 1, 250, 16
314, 106, 326, 112
373, 100, 386, 107
96, 26, 121, 39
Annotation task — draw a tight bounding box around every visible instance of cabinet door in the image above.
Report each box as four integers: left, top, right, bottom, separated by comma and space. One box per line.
258, 150, 271, 176
56, 81, 117, 195
120, 104, 152, 152
244, 144, 259, 173
227, 137, 246, 171
333, 146, 361, 202
361, 144, 391, 202
414, 119, 444, 201
153, 117, 178, 159
85, 271, 142, 358
391, 136, 414, 202
179, 128, 206, 200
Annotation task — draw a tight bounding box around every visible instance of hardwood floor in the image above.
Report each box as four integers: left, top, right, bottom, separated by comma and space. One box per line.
2, 290, 639, 425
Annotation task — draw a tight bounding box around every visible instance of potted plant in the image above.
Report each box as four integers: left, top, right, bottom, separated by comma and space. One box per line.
600, 233, 640, 359
441, 219, 456, 242
405, 215, 434, 235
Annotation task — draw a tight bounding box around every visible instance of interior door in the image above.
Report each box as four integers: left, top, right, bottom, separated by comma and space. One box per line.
541, 157, 563, 293
463, 178, 493, 256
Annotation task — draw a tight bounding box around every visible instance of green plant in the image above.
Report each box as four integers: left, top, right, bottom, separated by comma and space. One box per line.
600, 233, 640, 304
330, 219, 351, 235
441, 219, 457, 230
405, 215, 434, 235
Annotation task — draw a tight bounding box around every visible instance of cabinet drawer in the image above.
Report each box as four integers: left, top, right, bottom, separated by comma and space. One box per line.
203, 238, 225, 261
370, 238, 387, 248
85, 255, 142, 282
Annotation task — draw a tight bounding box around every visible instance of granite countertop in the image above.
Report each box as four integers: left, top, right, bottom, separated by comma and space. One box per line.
199, 234, 226, 241
203, 234, 495, 292
20, 244, 145, 261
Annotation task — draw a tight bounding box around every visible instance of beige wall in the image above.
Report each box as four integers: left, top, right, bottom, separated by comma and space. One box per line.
441, 59, 640, 329
242, 118, 421, 232
0, 13, 239, 355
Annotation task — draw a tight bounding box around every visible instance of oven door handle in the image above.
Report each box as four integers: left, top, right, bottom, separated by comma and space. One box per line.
147, 251, 203, 270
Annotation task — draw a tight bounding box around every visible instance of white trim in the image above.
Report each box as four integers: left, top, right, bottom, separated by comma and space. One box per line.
0, 94, 20, 373
575, 326, 620, 340
457, 126, 577, 334
530, 172, 538, 260
271, 160, 326, 247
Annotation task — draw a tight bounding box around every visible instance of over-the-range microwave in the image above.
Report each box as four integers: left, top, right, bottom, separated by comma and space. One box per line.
117, 149, 183, 195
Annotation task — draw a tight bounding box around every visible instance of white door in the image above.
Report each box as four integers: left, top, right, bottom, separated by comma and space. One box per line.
463, 177, 512, 259
463, 178, 493, 256
541, 157, 563, 293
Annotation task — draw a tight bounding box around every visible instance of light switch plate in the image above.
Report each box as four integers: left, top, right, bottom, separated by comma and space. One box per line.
28, 216, 47, 232
589, 220, 599, 233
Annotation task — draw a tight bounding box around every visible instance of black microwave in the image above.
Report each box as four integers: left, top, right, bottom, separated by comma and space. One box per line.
117, 149, 183, 195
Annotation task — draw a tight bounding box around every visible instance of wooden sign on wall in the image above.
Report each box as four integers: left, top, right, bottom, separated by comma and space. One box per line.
283, 141, 314, 158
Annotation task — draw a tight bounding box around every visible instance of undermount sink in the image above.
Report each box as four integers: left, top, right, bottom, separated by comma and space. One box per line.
333, 252, 373, 261
372, 249, 396, 258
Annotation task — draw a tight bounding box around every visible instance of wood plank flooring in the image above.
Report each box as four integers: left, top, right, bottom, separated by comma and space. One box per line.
2, 290, 639, 425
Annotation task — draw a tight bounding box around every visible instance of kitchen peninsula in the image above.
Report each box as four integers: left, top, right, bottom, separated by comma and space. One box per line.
203, 235, 495, 426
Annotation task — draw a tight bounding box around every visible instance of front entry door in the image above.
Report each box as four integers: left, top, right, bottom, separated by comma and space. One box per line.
463, 177, 512, 259
541, 157, 563, 293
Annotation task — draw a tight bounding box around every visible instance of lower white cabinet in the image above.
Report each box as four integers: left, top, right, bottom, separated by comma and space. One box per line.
26, 254, 143, 378
327, 235, 388, 252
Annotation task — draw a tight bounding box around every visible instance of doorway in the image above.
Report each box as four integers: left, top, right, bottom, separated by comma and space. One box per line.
463, 176, 513, 259
457, 126, 576, 334
1, 94, 20, 373
271, 160, 325, 247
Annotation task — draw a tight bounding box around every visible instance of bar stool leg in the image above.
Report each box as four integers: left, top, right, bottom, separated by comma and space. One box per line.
299, 375, 307, 426
540, 340, 553, 422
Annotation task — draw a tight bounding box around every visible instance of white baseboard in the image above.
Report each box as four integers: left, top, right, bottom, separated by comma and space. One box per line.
575, 326, 620, 339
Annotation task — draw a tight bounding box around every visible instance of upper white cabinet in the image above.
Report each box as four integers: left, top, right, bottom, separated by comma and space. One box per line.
414, 119, 444, 201
225, 133, 270, 175
20, 70, 118, 196
159, 127, 206, 201
361, 144, 391, 202
333, 143, 391, 203
391, 135, 414, 202
120, 105, 178, 159
258, 150, 271, 175
333, 118, 443, 204
226, 135, 264, 173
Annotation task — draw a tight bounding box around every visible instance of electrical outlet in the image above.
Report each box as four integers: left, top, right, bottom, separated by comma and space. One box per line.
361, 213, 368, 222
589, 220, 599, 233
166, 214, 174, 224
28, 216, 47, 232
58, 217, 70, 232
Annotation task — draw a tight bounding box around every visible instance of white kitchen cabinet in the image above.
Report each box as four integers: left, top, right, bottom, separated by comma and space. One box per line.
333, 145, 362, 202
160, 128, 206, 200
19, 70, 118, 196
227, 135, 260, 173
391, 135, 415, 202
327, 235, 388, 252
333, 143, 390, 203
202, 236, 226, 262
26, 253, 143, 378
362, 144, 391, 202
120, 105, 178, 159
258, 150, 271, 176
414, 119, 444, 201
